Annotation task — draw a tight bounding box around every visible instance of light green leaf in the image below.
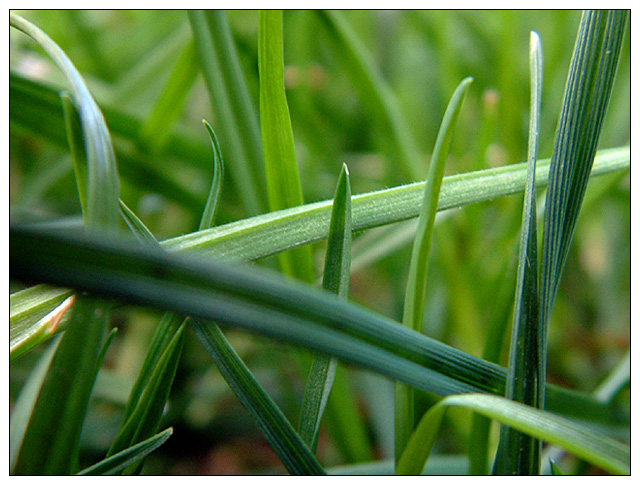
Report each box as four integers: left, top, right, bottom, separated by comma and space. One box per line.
397, 394, 629, 476
395, 77, 472, 466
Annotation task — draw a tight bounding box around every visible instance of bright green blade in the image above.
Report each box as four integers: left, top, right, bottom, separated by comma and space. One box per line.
493, 31, 543, 476
299, 164, 352, 452
258, 10, 314, 283
395, 77, 472, 467
12, 296, 111, 474
9, 225, 628, 428
78, 428, 173, 476
397, 394, 630, 476
10, 13, 120, 232
199, 120, 224, 232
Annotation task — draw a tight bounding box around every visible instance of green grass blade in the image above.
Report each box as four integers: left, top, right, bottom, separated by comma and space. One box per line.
397, 394, 630, 476
493, 31, 544, 476
10, 284, 74, 360
188, 10, 266, 216
138, 38, 199, 153
119, 200, 160, 247
315, 10, 424, 182
162, 146, 629, 263
13, 296, 110, 474
395, 77, 472, 466
539, 11, 629, 405
77, 428, 173, 476
191, 320, 325, 475
199, 120, 224, 231
299, 164, 351, 452
10, 13, 120, 232
258, 10, 314, 283
10, 225, 628, 428
10, 336, 61, 472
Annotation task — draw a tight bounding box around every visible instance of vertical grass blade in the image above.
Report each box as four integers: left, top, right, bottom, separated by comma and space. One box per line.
10, 12, 120, 232
299, 164, 351, 452
258, 10, 314, 283
315, 10, 424, 182
493, 31, 544, 476
13, 296, 110, 474
188, 10, 266, 216
199, 120, 224, 231
394, 77, 472, 467
539, 10, 629, 405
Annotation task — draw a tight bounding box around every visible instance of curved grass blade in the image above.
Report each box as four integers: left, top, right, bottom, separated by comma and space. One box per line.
315, 10, 424, 182
10, 13, 120, 232
395, 77, 472, 466
299, 164, 351, 452
199, 120, 224, 231
77, 428, 172, 476
397, 394, 630, 476
188, 10, 266, 216
493, 31, 543, 476
259, 10, 314, 283
10, 284, 73, 360
10, 225, 628, 427
13, 296, 111, 474
539, 11, 629, 407
162, 146, 629, 263
192, 320, 325, 475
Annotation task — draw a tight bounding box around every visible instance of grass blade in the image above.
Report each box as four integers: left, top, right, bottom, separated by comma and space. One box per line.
9, 225, 628, 427
10, 13, 120, 232
189, 10, 266, 216
299, 164, 351, 452
13, 296, 110, 474
539, 11, 629, 408
395, 77, 472, 466
493, 31, 544, 475
259, 10, 314, 283
78, 428, 173, 476
315, 10, 424, 181
199, 120, 224, 231
397, 394, 630, 476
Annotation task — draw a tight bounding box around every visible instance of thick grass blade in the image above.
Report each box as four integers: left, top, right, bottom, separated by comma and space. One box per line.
395, 77, 472, 466
162, 146, 629, 263
137, 39, 199, 153
539, 11, 629, 408
9, 225, 628, 428
188, 10, 266, 216
315, 10, 424, 182
10, 13, 120, 232
299, 164, 351, 452
77, 428, 173, 476
12, 296, 110, 474
191, 320, 325, 475
493, 31, 544, 476
258, 10, 314, 283
397, 394, 630, 476
10, 285, 73, 360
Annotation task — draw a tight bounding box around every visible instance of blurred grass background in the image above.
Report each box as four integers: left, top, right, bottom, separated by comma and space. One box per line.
9, 10, 629, 474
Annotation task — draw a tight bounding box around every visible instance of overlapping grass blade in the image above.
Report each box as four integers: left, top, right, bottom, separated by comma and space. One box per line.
162, 146, 629, 262
77, 428, 173, 475
258, 10, 314, 283
395, 77, 472, 466
10, 284, 73, 360
9, 225, 628, 427
539, 11, 629, 407
189, 10, 265, 216
12, 296, 112, 474
493, 31, 543, 475
315, 10, 424, 181
299, 164, 351, 452
396, 394, 630, 475
10, 13, 120, 232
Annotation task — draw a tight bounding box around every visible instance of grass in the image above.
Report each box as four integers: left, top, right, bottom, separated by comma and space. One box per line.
9, 10, 629, 475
